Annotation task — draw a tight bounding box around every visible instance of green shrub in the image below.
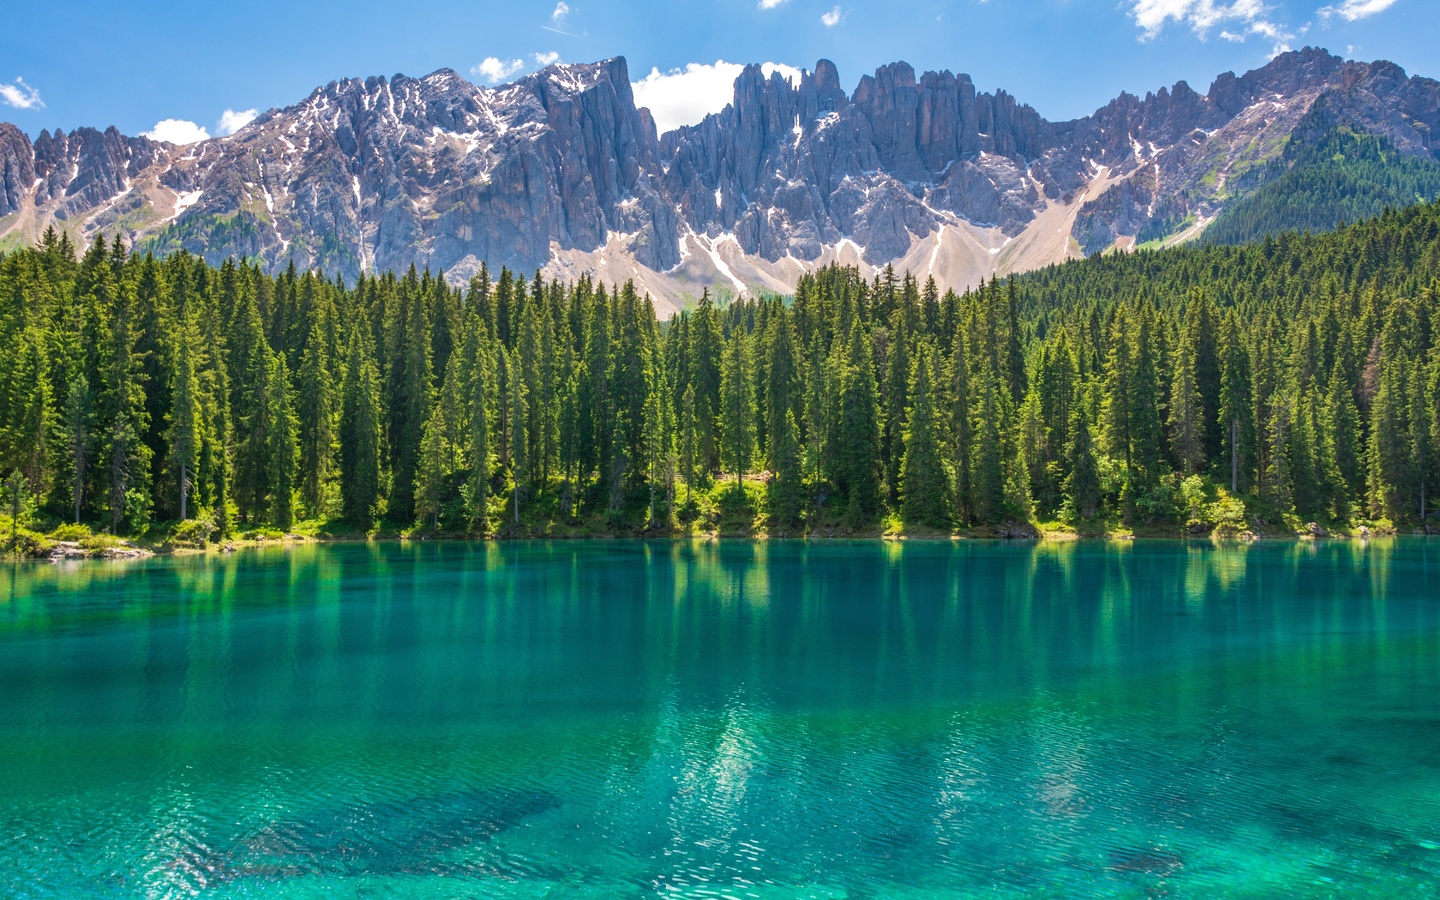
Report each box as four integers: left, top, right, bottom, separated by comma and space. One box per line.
1207, 493, 1249, 534
4, 526, 51, 558
49, 523, 93, 542
172, 509, 217, 547
79, 532, 124, 551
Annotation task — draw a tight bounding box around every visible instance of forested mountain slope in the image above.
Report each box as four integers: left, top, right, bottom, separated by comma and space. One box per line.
1200, 116, 1440, 246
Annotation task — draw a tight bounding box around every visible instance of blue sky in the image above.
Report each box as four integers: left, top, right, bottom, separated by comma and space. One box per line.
2, 0, 1435, 141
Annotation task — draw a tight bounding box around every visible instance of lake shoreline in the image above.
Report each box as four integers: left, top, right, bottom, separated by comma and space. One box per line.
12, 521, 1425, 563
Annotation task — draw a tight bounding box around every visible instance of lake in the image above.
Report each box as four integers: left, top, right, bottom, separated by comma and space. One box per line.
2, 539, 1439, 897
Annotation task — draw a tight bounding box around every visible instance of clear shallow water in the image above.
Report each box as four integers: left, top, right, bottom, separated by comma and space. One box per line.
2, 540, 1440, 898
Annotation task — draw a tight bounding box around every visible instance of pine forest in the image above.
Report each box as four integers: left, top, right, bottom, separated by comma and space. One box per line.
5, 200, 1440, 550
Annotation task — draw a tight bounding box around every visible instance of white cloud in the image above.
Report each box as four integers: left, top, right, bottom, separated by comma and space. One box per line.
1132, 0, 1269, 38
758, 0, 788, 8
472, 57, 525, 83
551, 1, 570, 21
1319, 0, 1400, 21
216, 108, 258, 136
632, 60, 802, 134
142, 119, 211, 144
534, 51, 560, 66
821, 5, 843, 26
1130, 0, 1295, 55
0, 77, 43, 110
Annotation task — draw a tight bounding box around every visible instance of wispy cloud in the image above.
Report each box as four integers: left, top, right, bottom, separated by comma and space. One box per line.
821, 6, 843, 26
1130, 0, 1294, 55
216, 108, 258, 136
1319, 0, 1400, 21
631, 60, 801, 134
472, 57, 525, 83
534, 51, 560, 66
142, 118, 210, 145
551, 1, 570, 22
0, 77, 43, 110
758, 0, 788, 9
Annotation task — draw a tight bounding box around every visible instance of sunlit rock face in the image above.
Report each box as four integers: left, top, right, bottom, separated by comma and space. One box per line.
2, 48, 1437, 311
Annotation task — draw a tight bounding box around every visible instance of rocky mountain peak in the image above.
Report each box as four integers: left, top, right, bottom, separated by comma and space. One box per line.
1, 47, 1436, 315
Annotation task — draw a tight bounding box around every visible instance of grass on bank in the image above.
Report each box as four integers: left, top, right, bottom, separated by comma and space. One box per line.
0, 468, 1420, 560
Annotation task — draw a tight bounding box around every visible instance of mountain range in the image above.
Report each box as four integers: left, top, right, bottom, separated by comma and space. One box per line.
2, 46, 1438, 314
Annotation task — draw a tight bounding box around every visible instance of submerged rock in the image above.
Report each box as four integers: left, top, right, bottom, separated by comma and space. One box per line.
181, 787, 562, 883
1107, 846, 1183, 875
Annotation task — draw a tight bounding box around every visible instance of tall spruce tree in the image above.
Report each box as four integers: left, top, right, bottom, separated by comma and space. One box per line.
837, 323, 882, 524
165, 310, 202, 520
719, 330, 755, 490
768, 409, 804, 528
339, 327, 381, 528
296, 303, 336, 517
266, 354, 298, 530
900, 342, 950, 527
1066, 393, 1102, 521
61, 373, 94, 524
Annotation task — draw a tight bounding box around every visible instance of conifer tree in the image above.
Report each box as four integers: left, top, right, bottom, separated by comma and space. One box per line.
802, 347, 829, 488
1129, 307, 1165, 478
339, 328, 381, 528
99, 264, 151, 533
1101, 308, 1134, 472
166, 310, 202, 520
505, 346, 530, 527
837, 323, 882, 524
1066, 395, 1101, 521
61, 373, 94, 524
768, 408, 804, 528
689, 289, 723, 476
765, 311, 799, 471
949, 334, 973, 522
680, 384, 697, 510
883, 306, 910, 505
719, 330, 755, 490
1367, 358, 1410, 519
1410, 357, 1434, 520
1326, 364, 1362, 516
266, 354, 298, 530
577, 285, 611, 482
644, 364, 675, 527
971, 364, 1006, 524
464, 325, 492, 533
900, 343, 950, 527
232, 275, 274, 524
1169, 324, 1206, 474
3, 327, 54, 500
416, 401, 449, 532
389, 287, 433, 521
296, 306, 336, 517
1218, 313, 1254, 494
608, 284, 651, 493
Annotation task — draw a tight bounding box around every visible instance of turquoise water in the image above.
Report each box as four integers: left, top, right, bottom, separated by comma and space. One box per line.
2, 540, 1440, 898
